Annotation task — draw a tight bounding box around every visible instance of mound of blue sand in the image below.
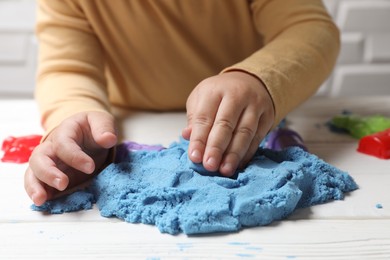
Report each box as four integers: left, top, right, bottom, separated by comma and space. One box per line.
32, 139, 357, 235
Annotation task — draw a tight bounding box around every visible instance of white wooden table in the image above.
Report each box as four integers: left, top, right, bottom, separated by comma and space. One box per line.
0, 97, 389, 259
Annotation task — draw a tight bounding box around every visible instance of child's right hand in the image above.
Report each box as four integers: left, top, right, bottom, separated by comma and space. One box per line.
24, 111, 117, 206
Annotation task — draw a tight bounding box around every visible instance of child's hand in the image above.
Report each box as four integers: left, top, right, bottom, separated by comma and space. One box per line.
182, 71, 275, 176
24, 111, 117, 206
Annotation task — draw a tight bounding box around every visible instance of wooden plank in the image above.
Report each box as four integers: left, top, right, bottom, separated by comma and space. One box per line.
0, 220, 389, 259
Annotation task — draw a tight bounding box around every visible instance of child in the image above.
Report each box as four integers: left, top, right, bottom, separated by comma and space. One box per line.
25, 0, 340, 206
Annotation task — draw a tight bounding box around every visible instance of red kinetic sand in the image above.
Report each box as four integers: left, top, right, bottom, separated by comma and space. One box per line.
357, 128, 390, 159
1, 135, 42, 163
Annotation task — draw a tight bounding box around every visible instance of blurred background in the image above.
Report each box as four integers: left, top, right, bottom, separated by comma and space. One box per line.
0, 0, 389, 98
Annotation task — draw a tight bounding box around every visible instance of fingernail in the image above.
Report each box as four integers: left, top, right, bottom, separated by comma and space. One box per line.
83, 162, 94, 173
206, 157, 217, 169
191, 149, 201, 162
31, 193, 38, 204
54, 178, 62, 190
221, 162, 234, 175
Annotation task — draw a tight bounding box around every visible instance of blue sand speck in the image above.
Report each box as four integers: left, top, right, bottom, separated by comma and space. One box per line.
236, 253, 255, 258
32, 139, 358, 235
245, 246, 262, 251
376, 203, 383, 209
228, 242, 251, 246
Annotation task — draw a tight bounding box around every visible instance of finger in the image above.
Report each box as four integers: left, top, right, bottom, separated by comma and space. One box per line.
202, 97, 245, 172
53, 129, 95, 174
182, 90, 196, 140
181, 125, 192, 140
181, 89, 198, 140
88, 112, 117, 149
24, 166, 56, 206
239, 116, 271, 169
185, 89, 196, 123
28, 144, 69, 191
188, 92, 221, 164
218, 106, 260, 176
24, 166, 47, 206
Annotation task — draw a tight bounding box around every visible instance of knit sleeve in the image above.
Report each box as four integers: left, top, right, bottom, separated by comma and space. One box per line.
222, 0, 340, 127
35, 0, 111, 135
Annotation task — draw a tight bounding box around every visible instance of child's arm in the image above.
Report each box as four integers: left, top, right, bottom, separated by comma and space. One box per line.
26, 1, 115, 205
224, 0, 341, 128
35, 0, 111, 137
185, 0, 340, 175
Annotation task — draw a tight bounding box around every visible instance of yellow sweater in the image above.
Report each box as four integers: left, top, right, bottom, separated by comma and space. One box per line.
35, 0, 340, 134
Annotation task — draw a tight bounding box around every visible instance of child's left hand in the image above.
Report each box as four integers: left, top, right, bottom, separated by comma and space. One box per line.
182, 71, 275, 176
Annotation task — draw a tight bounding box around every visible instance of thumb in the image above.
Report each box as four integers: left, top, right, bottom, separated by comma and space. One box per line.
182, 125, 192, 140
183, 90, 197, 140
88, 111, 118, 149
182, 107, 194, 140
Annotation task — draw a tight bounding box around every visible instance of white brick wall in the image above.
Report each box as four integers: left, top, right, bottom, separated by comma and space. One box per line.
0, 0, 37, 97
0, 0, 389, 97
323, 0, 390, 96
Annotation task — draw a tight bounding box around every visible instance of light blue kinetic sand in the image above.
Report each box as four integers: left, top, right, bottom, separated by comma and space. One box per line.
32, 139, 358, 235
